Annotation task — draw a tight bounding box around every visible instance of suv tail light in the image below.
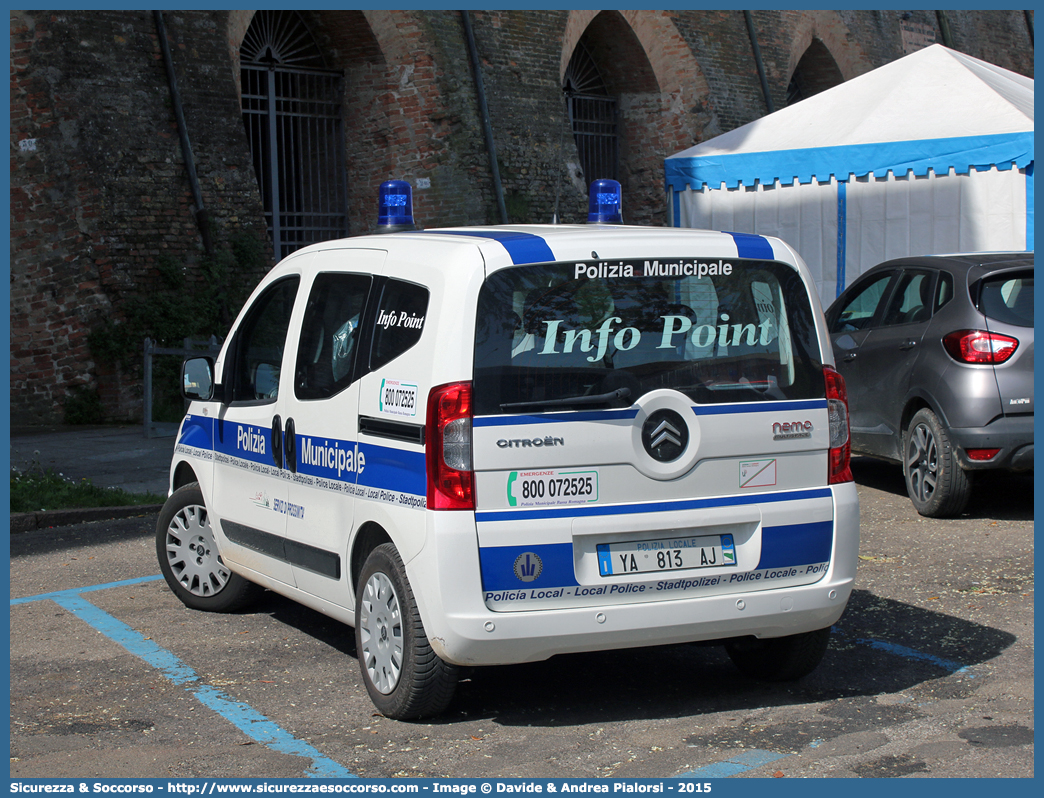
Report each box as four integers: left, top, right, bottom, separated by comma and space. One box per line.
943, 330, 1019, 364
824, 366, 853, 485
426, 382, 474, 510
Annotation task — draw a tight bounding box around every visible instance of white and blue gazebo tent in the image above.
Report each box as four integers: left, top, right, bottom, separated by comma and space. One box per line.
664, 44, 1033, 305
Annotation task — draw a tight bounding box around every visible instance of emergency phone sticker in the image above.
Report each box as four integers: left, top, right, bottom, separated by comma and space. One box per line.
740, 459, 777, 488
379, 379, 418, 417
507, 469, 598, 508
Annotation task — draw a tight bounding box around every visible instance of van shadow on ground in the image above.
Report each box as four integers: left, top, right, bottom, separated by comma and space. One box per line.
260, 585, 1014, 727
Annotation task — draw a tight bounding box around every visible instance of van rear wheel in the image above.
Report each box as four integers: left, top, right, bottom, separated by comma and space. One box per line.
355, 543, 458, 720
724, 626, 831, 681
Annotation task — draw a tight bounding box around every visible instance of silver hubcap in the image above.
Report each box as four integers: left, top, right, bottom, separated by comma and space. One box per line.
359, 572, 403, 694
164, 504, 231, 597
906, 422, 939, 502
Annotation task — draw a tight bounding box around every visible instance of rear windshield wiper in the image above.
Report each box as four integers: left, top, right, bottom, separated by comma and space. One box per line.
500, 387, 631, 410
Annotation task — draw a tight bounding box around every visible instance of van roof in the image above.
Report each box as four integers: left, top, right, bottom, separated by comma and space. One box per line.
290, 224, 801, 273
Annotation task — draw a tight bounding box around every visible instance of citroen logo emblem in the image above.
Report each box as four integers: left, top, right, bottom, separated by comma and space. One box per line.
642, 409, 689, 462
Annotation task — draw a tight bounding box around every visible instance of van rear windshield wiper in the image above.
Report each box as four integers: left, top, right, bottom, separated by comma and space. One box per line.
500, 387, 631, 410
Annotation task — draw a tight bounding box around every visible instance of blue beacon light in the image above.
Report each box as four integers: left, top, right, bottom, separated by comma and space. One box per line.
587, 178, 623, 224
377, 179, 417, 232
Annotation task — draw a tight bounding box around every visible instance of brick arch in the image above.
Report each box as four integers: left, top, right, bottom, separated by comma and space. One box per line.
561, 10, 710, 101
560, 10, 715, 225
786, 10, 874, 83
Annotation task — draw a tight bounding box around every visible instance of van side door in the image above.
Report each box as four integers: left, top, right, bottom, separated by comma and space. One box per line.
211, 275, 301, 587
280, 251, 385, 609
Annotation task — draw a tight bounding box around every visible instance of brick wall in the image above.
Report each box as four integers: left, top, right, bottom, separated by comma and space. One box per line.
9, 9, 1034, 425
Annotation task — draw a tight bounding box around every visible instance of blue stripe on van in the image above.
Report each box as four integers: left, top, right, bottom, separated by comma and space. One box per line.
478, 519, 833, 592
474, 408, 640, 427
178, 414, 214, 450
475, 399, 824, 427
690, 399, 827, 415
476, 487, 832, 524
756, 520, 833, 569
424, 229, 556, 265
181, 416, 426, 497
726, 231, 775, 260
480, 543, 579, 592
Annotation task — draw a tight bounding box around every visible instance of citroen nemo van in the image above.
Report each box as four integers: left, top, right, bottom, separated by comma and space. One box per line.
159, 181, 859, 719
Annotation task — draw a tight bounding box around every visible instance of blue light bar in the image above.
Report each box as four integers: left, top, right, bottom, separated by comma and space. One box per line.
377, 180, 416, 231
587, 178, 623, 224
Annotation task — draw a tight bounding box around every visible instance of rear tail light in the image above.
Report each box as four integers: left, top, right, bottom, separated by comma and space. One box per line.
943, 330, 1019, 364
426, 382, 474, 510
824, 366, 853, 485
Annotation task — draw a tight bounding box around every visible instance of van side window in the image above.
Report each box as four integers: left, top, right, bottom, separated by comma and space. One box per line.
294, 273, 372, 400
369, 279, 430, 371
231, 277, 300, 403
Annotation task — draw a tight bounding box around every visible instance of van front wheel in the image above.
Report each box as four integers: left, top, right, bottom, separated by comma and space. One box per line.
724, 626, 831, 681
156, 483, 262, 612
355, 544, 458, 720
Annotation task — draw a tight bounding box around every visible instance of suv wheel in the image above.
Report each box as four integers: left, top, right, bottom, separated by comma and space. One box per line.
156, 483, 262, 612
355, 544, 458, 720
903, 408, 972, 518
724, 626, 831, 681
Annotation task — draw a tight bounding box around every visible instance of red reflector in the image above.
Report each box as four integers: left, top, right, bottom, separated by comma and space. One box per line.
966, 448, 1000, 461
943, 330, 1019, 364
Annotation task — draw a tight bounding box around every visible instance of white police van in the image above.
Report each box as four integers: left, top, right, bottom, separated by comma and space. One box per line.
159, 180, 859, 720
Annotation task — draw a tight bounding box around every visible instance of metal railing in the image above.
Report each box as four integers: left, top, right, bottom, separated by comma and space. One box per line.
143, 336, 221, 438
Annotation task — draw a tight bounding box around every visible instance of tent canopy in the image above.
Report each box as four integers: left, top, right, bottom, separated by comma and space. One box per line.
664, 45, 1033, 303
665, 44, 1033, 191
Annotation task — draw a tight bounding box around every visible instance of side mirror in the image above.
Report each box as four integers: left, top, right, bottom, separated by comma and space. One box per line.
182, 357, 215, 402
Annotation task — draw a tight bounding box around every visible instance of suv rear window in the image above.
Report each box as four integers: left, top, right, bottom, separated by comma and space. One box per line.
978, 270, 1033, 328
473, 258, 824, 415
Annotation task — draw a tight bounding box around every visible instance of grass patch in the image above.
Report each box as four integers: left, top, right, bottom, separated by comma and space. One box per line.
10, 467, 165, 513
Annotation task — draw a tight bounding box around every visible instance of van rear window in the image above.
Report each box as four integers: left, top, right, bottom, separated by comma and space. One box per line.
473, 258, 824, 416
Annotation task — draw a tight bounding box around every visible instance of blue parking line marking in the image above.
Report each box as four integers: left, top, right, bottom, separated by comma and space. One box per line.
852, 636, 971, 676
677, 749, 786, 778
832, 626, 971, 676
9, 574, 164, 605
12, 578, 354, 779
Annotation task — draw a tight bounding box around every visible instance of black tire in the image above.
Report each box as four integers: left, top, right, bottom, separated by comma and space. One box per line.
903, 408, 972, 518
724, 626, 831, 682
355, 543, 458, 720
156, 483, 262, 612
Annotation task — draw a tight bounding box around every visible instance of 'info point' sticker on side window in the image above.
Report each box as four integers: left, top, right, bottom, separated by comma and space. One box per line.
380, 379, 418, 417
740, 459, 776, 488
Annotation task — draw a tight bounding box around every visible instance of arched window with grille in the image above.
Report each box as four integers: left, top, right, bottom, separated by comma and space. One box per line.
563, 40, 619, 184
241, 11, 348, 259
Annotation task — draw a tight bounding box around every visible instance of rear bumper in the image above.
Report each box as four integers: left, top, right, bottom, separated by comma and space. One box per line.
409, 483, 860, 666
951, 415, 1034, 470
428, 575, 854, 666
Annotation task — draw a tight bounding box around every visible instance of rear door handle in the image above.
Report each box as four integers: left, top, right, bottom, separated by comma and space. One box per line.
899, 339, 918, 350
842, 352, 857, 363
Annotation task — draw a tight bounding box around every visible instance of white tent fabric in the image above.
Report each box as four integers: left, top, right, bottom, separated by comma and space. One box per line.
665, 45, 1034, 304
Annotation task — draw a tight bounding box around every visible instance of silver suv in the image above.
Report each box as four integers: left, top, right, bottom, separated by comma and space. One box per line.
826, 252, 1033, 517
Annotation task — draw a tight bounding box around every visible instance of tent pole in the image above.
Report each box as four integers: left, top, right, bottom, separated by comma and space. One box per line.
836, 181, 847, 298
